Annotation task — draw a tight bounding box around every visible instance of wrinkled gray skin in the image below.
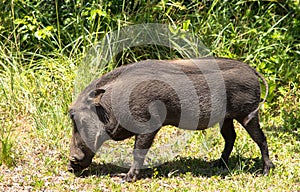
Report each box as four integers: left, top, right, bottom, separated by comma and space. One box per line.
68, 58, 274, 182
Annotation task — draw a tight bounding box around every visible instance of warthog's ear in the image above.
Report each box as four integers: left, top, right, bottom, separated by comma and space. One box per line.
89, 88, 105, 106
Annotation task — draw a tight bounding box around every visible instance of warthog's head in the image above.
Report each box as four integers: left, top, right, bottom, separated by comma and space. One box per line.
68, 88, 110, 172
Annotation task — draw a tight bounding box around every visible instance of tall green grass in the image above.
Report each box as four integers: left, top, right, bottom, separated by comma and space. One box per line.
0, 39, 77, 166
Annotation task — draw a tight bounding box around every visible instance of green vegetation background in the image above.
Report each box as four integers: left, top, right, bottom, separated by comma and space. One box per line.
0, 0, 299, 191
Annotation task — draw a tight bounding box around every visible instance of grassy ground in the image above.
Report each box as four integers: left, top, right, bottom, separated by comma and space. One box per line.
0, 113, 299, 191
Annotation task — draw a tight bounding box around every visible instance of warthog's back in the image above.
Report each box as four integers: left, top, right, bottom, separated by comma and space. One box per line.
93, 58, 262, 130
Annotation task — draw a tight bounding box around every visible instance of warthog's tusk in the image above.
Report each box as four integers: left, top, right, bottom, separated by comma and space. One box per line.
70, 157, 78, 163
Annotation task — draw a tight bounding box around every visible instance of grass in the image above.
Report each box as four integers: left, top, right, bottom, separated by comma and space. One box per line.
0, 0, 300, 191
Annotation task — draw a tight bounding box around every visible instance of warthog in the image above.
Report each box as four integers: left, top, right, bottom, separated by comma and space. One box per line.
68, 57, 274, 181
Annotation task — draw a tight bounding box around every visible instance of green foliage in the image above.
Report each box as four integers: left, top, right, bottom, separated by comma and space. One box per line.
1, 0, 299, 83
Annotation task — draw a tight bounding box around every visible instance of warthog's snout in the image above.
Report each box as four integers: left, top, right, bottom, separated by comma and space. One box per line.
68, 155, 93, 172
68, 144, 95, 172
68, 157, 82, 172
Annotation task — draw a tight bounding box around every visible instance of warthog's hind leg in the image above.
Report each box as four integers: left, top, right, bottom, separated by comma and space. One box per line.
238, 115, 275, 175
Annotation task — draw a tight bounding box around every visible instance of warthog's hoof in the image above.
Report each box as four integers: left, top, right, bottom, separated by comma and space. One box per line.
122, 171, 139, 182
263, 161, 275, 175
211, 159, 229, 169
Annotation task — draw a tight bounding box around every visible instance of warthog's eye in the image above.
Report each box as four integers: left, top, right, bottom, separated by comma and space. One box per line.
69, 108, 75, 119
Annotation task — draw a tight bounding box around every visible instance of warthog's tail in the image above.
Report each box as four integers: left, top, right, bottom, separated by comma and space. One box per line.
243, 69, 269, 126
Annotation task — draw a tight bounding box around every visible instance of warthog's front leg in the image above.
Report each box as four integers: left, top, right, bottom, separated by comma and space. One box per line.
124, 130, 159, 182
